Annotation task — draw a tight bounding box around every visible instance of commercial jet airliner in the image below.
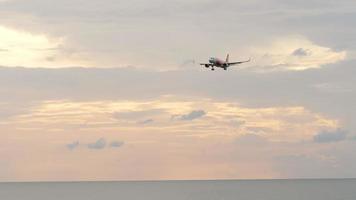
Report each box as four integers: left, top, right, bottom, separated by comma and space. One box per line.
200, 54, 250, 71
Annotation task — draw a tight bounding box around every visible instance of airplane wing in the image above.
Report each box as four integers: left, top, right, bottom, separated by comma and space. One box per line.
228, 58, 251, 66
200, 63, 212, 66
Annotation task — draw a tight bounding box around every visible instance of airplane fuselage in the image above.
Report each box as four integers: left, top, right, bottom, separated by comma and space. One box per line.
209, 57, 227, 67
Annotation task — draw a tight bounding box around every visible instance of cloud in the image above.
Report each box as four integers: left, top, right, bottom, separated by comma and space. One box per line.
68, 139, 123, 150
248, 36, 346, 71
137, 119, 154, 125
177, 110, 206, 121
4, 95, 339, 142
229, 119, 246, 128
0, 102, 36, 120
0, 0, 353, 70
0, 0, 356, 181
66, 141, 79, 150
292, 48, 310, 57
112, 109, 164, 121
313, 129, 348, 143
88, 138, 106, 150
110, 141, 124, 148
0, 26, 86, 68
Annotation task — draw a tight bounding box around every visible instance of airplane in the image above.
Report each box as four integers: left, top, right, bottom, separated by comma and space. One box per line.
200, 54, 250, 71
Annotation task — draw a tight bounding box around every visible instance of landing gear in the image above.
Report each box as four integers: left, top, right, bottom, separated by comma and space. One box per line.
211, 67, 215, 71
223, 67, 227, 70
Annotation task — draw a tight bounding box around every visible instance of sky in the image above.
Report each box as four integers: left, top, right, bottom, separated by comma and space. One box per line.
0, 0, 355, 181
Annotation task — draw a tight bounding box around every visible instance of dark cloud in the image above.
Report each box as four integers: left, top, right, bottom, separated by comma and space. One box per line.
177, 110, 206, 121
88, 138, 106, 150
292, 48, 310, 56
110, 141, 124, 148
66, 141, 79, 150
313, 129, 348, 143
69, 139, 123, 150
137, 119, 154, 125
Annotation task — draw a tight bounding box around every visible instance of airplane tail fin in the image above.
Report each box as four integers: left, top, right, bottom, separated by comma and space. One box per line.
226, 54, 229, 63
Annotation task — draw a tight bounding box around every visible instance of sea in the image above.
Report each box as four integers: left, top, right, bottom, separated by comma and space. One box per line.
0, 179, 355, 200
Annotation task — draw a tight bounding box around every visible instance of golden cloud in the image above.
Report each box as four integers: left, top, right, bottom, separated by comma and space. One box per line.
244, 35, 347, 71
8, 96, 338, 142
0, 26, 89, 68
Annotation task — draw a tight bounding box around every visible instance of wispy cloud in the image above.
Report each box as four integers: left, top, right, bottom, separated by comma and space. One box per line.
113, 110, 160, 119
110, 141, 124, 148
67, 139, 124, 150
292, 48, 310, 57
88, 138, 106, 150
0, 26, 86, 68
66, 141, 79, 150
313, 129, 348, 143
6, 97, 339, 142
247, 35, 346, 71
176, 110, 206, 121
137, 119, 154, 125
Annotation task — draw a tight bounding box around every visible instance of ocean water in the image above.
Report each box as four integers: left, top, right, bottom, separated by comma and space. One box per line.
0, 179, 355, 200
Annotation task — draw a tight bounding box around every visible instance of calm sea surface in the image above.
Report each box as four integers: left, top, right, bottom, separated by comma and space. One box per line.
0, 179, 355, 200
